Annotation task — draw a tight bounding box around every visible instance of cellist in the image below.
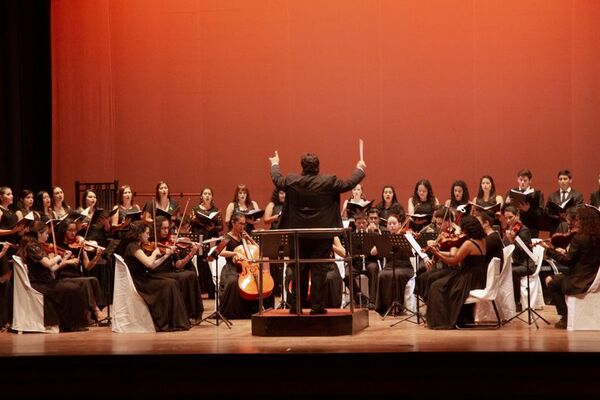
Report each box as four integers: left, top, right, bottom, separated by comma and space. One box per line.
217, 212, 273, 319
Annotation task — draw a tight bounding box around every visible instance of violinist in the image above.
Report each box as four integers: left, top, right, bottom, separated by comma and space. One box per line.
224, 184, 260, 233
476, 212, 504, 266
544, 170, 584, 234
502, 205, 533, 309
373, 214, 415, 316
111, 185, 141, 239
150, 216, 203, 322
375, 186, 405, 231
56, 218, 107, 323
123, 221, 190, 331
544, 207, 578, 275
542, 207, 600, 329
51, 186, 71, 219
407, 179, 439, 231
142, 181, 180, 223
191, 187, 222, 299
217, 212, 272, 319
425, 216, 488, 329
504, 169, 544, 238
17, 221, 89, 331
15, 189, 35, 221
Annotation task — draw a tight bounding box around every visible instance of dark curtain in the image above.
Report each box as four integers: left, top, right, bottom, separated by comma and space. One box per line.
0, 0, 51, 197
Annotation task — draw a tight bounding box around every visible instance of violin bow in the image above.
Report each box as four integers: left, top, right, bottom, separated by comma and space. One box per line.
153, 199, 158, 248
49, 217, 59, 257
173, 198, 190, 245
77, 208, 95, 260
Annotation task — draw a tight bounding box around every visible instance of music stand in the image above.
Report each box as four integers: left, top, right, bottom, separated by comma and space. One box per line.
345, 232, 371, 308
505, 236, 549, 328
369, 233, 413, 322
200, 241, 232, 329
257, 232, 290, 310
93, 239, 120, 326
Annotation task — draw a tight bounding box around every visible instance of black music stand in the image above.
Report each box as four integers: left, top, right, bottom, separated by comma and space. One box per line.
370, 233, 413, 321
506, 237, 549, 328
200, 241, 232, 329
345, 232, 371, 308
97, 239, 120, 326
257, 232, 290, 310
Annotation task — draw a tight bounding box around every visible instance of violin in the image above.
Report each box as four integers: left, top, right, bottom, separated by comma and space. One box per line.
510, 220, 523, 234
66, 236, 106, 252
233, 235, 274, 300
142, 241, 174, 255
41, 242, 69, 257
535, 229, 577, 249
437, 232, 468, 251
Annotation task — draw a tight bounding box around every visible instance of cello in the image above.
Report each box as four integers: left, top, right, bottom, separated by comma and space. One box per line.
233, 234, 275, 301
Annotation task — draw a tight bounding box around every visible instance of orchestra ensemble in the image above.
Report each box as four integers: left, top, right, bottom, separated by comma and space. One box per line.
0, 165, 599, 332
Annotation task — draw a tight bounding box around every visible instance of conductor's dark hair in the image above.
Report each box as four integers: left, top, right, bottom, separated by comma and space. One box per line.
301, 153, 320, 176
460, 215, 486, 240
557, 169, 572, 179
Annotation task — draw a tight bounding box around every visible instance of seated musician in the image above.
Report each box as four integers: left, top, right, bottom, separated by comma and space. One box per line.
502, 205, 533, 310
475, 212, 504, 266
425, 216, 488, 329
123, 221, 190, 331
544, 169, 584, 234
217, 212, 273, 319
152, 216, 204, 322
373, 214, 414, 316
504, 169, 544, 238
17, 221, 89, 332
56, 218, 107, 323
542, 207, 600, 329
367, 208, 383, 234
343, 212, 377, 309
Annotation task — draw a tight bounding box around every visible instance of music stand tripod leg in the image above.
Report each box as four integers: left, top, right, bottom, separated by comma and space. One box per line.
200, 257, 232, 328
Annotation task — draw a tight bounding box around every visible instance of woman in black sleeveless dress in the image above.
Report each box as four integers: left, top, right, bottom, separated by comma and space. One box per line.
142, 181, 180, 223
426, 216, 488, 329
224, 184, 260, 233
375, 185, 405, 231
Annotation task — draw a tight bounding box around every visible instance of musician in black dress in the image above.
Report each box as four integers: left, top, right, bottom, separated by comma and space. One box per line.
476, 212, 504, 266
142, 181, 180, 223
544, 170, 584, 234
56, 218, 107, 323
33, 191, 53, 223
224, 184, 260, 233
444, 180, 470, 224
111, 185, 141, 239
543, 207, 600, 329
217, 213, 273, 319
51, 186, 70, 219
374, 214, 414, 316
407, 179, 439, 231
191, 187, 222, 299
502, 205, 533, 309
504, 169, 544, 238
123, 221, 190, 331
426, 215, 488, 329
15, 189, 35, 221
375, 185, 404, 231
17, 221, 89, 331
152, 216, 203, 321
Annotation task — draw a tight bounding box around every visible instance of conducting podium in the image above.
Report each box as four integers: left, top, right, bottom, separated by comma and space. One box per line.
250, 228, 369, 336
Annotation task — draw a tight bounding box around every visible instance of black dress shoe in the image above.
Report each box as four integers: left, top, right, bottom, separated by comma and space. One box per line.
554, 317, 567, 329
309, 308, 327, 315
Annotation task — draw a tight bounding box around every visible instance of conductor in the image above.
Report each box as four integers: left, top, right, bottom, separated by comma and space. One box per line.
269, 150, 366, 314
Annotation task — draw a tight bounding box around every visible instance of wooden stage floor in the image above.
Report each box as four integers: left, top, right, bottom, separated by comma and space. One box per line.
2, 301, 600, 397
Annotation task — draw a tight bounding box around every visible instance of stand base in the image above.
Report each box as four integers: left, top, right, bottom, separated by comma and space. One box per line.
251, 309, 369, 336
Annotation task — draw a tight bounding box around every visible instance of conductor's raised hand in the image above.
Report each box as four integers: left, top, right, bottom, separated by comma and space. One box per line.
357, 160, 366, 171
269, 150, 280, 166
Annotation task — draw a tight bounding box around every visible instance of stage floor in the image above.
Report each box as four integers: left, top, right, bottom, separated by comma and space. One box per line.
1, 300, 598, 356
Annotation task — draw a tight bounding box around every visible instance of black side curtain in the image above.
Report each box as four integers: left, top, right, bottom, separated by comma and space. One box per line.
0, 0, 51, 196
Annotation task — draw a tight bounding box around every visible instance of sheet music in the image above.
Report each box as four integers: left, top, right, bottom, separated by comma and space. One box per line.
404, 232, 430, 261
514, 236, 539, 263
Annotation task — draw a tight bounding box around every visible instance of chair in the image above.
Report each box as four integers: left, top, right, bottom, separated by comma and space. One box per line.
519, 240, 545, 311
475, 245, 516, 322
111, 254, 155, 333
208, 255, 226, 287
463, 257, 502, 329
403, 257, 417, 313
566, 265, 600, 331
74, 180, 118, 210
11, 255, 59, 334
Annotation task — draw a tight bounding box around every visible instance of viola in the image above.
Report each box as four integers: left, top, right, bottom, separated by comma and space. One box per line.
68, 239, 106, 252
233, 236, 274, 300
41, 242, 68, 256
142, 242, 173, 255
437, 232, 468, 251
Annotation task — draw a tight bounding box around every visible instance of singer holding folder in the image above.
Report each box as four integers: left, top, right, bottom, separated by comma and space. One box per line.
269, 144, 366, 315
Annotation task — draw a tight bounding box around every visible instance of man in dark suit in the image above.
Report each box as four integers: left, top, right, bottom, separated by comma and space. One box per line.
269, 151, 366, 314
544, 169, 584, 234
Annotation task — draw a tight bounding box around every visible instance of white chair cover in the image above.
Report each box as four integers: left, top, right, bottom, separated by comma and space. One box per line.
566, 265, 600, 331
208, 255, 226, 286
403, 257, 417, 312
475, 245, 516, 322
111, 254, 155, 333
466, 257, 501, 304
11, 255, 59, 334
519, 241, 545, 311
